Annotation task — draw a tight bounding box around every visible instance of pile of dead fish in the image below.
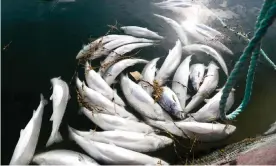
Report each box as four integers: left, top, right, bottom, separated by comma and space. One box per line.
9, 7, 237, 166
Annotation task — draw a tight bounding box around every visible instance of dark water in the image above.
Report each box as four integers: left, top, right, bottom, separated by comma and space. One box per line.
2, 0, 276, 164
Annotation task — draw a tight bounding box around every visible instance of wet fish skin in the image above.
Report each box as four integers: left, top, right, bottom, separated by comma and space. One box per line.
195, 23, 224, 39
121, 26, 164, 40
187, 88, 235, 123
32, 150, 99, 165
46, 77, 70, 147
172, 55, 192, 109
145, 119, 236, 142
70, 127, 173, 153
91, 37, 156, 60
184, 61, 219, 114
84, 61, 125, 106
159, 86, 185, 119
182, 44, 228, 75
76, 35, 135, 59
190, 63, 206, 91
181, 21, 233, 55
121, 75, 173, 121
68, 127, 169, 165
153, 14, 188, 46
103, 58, 148, 86
80, 107, 153, 133
175, 121, 236, 142
139, 57, 160, 94
99, 42, 154, 76
155, 39, 182, 85
76, 77, 138, 121
145, 118, 185, 137
10, 94, 48, 165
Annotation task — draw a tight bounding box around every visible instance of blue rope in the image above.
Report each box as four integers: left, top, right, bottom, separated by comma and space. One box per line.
220, 1, 276, 121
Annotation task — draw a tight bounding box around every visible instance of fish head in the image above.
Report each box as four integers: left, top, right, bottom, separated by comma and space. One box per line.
160, 87, 183, 116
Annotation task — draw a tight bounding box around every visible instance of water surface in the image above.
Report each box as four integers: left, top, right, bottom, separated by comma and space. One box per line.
2, 0, 276, 164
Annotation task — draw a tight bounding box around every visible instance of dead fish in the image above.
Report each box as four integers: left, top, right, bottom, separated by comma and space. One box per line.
68, 127, 169, 165
145, 119, 236, 142
138, 57, 160, 94
69, 127, 173, 153
172, 55, 192, 109
46, 77, 70, 147
184, 61, 219, 114
76, 77, 138, 121
121, 75, 173, 121
154, 14, 188, 46
10, 94, 48, 165
103, 58, 148, 86
80, 107, 155, 134
91, 37, 156, 60
32, 150, 99, 165
99, 42, 154, 76
189, 63, 206, 91
121, 26, 164, 40
186, 88, 235, 122
76, 35, 135, 59
181, 21, 233, 55
158, 86, 185, 119
183, 44, 228, 75
84, 61, 125, 106
155, 40, 182, 85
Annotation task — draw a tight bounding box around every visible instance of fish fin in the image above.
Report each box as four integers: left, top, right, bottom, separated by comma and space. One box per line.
40, 94, 48, 105
46, 131, 63, 147
33, 109, 36, 115
232, 88, 236, 92
89, 129, 96, 133
204, 99, 210, 103
216, 88, 222, 91
186, 94, 191, 100
50, 113, 54, 121
50, 94, 53, 100
20, 129, 24, 136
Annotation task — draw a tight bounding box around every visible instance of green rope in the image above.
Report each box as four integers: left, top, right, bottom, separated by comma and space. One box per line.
254, 0, 276, 71
260, 49, 276, 70
219, 1, 276, 121
225, 0, 274, 120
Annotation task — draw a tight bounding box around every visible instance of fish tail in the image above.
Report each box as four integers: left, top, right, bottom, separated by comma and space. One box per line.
40, 93, 48, 106
46, 131, 63, 147
67, 125, 77, 140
